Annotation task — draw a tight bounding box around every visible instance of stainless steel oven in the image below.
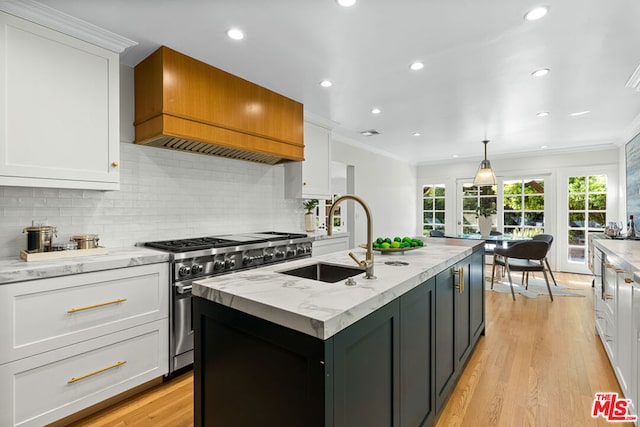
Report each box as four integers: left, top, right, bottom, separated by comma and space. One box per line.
144, 232, 313, 375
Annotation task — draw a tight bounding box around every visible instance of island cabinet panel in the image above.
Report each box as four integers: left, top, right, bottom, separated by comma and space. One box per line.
435, 250, 485, 413
333, 299, 400, 427
435, 266, 456, 413
399, 277, 436, 427
193, 300, 325, 427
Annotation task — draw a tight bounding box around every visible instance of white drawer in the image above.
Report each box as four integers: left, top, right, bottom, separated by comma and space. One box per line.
0, 263, 169, 364
0, 320, 168, 427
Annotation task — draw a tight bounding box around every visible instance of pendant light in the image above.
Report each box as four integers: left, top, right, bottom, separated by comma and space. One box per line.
473, 139, 496, 186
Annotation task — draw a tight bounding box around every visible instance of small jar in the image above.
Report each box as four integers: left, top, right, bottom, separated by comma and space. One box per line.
51, 241, 78, 251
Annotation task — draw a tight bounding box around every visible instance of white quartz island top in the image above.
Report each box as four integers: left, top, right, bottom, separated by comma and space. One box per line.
594, 238, 640, 271
0, 247, 169, 285
193, 238, 483, 340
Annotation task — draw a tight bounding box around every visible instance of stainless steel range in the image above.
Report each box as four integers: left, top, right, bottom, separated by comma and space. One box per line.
144, 232, 313, 374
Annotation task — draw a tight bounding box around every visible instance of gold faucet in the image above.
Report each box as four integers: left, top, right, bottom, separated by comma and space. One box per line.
328, 194, 376, 279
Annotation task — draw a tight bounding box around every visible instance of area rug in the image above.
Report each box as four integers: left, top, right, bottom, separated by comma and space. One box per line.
485, 277, 586, 298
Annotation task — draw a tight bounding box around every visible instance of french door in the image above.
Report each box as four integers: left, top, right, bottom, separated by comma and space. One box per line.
558, 167, 618, 274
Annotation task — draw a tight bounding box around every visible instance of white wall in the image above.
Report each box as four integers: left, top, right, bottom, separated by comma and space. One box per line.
332, 138, 417, 246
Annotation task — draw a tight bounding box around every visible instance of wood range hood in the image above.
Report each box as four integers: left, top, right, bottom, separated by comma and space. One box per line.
134, 46, 304, 165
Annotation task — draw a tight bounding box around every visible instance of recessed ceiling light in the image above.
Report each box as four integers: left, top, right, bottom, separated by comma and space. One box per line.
360, 129, 380, 136
569, 110, 591, 117
453, 154, 459, 158
410, 62, 424, 71
371, 108, 381, 115
531, 68, 550, 77
524, 6, 548, 21
536, 112, 550, 117
336, 0, 356, 7
320, 80, 333, 88
541, 145, 548, 149
413, 132, 421, 137
226, 28, 244, 40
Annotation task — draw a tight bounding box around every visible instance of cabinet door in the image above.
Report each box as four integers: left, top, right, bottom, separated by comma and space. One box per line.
333, 299, 400, 427
284, 121, 331, 199
0, 12, 119, 190
400, 277, 435, 427
468, 250, 485, 341
0, 320, 167, 427
435, 266, 455, 413
616, 269, 633, 397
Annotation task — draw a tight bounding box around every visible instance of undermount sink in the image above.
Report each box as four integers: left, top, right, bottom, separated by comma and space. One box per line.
278, 262, 365, 283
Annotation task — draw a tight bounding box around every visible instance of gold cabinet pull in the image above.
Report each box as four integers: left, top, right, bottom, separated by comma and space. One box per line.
615, 269, 625, 273
68, 298, 127, 313
625, 277, 633, 284
454, 267, 464, 293
111, 161, 119, 167
604, 263, 614, 269
67, 360, 126, 384
604, 293, 614, 300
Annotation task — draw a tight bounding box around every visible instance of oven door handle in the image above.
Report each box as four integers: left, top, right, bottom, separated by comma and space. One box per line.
176, 283, 192, 294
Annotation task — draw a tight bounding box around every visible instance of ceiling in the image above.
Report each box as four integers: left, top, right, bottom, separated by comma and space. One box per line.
37, 0, 640, 164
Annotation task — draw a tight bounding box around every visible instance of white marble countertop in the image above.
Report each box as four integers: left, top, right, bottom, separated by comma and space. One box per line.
0, 247, 170, 285
594, 238, 640, 272
306, 230, 349, 240
193, 238, 483, 340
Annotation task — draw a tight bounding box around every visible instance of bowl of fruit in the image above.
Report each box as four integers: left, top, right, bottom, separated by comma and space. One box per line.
361, 236, 425, 254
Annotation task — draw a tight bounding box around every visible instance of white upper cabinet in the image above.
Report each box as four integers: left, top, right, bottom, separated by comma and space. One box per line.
0, 5, 135, 190
285, 119, 332, 200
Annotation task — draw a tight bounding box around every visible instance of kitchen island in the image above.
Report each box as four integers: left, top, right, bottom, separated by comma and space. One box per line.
193, 238, 485, 427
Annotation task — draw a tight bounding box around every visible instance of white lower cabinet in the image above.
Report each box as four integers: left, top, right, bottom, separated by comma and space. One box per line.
0, 321, 167, 427
312, 235, 349, 256
0, 263, 169, 427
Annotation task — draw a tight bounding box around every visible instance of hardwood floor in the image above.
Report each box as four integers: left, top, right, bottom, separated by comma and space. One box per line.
69, 272, 627, 426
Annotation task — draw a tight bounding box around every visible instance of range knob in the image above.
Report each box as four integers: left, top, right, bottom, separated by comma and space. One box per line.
225, 258, 235, 269
213, 260, 224, 270
191, 264, 204, 274
263, 253, 273, 261
275, 251, 285, 258
296, 247, 305, 255
304, 246, 312, 253
178, 265, 191, 277
242, 256, 253, 266
287, 249, 295, 257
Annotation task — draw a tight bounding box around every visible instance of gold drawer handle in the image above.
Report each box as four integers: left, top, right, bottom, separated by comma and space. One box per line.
625, 277, 633, 284
604, 263, 614, 269
615, 269, 625, 273
68, 360, 126, 384
604, 293, 614, 300
68, 298, 127, 313
454, 267, 464, 293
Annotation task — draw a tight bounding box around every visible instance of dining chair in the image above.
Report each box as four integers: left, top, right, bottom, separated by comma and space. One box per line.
490, 240, 554, 301
531, 234, 558, 286
429, 230, 445, 237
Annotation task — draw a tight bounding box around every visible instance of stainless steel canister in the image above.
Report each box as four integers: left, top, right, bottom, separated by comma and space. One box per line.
22, 226, 57, 253
70, 234, 100, 249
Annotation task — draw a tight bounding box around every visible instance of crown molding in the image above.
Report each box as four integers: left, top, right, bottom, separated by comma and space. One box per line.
0, 0, 137, 53
626, 63, 640, 91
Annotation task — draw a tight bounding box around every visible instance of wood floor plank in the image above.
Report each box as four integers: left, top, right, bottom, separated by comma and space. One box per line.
67, 271, 630, 426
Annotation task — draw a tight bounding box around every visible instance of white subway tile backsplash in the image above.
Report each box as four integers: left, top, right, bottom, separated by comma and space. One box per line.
0, 143, 303, 258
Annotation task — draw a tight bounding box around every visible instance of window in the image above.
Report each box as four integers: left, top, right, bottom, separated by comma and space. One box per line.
461, 184, 497, 234
567, 175, 606, 263
503, 179, 545, 237
423, 184, 445, 235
